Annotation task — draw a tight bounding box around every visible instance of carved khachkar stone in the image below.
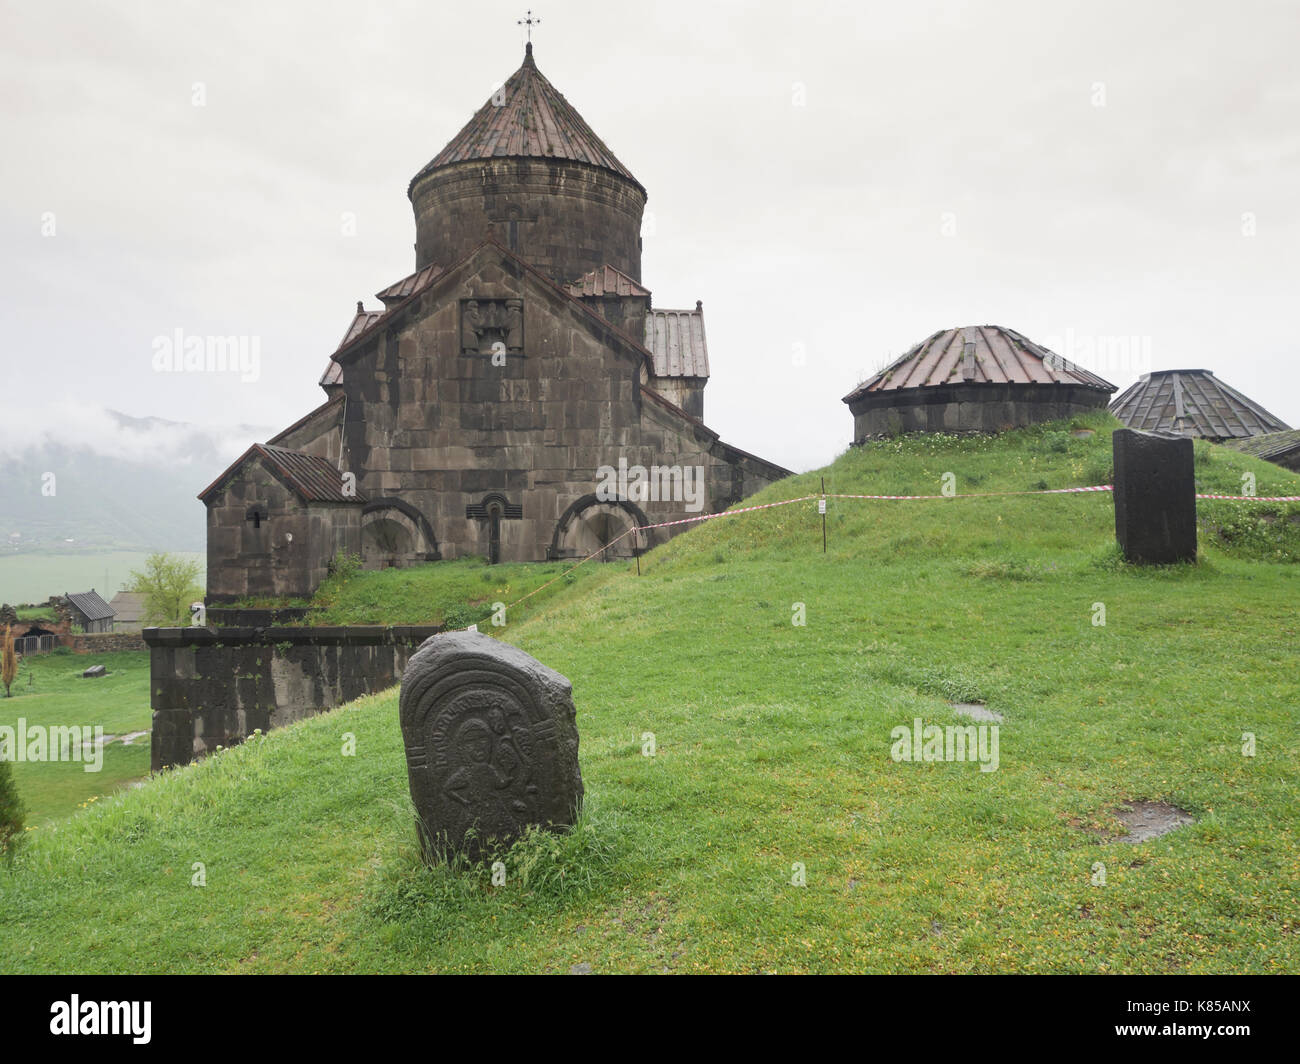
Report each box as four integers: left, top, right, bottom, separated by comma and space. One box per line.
1113, 428, 1197, 564
399, 630, 582, 861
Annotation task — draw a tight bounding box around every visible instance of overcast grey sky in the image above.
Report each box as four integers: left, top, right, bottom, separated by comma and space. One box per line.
2, 0, 1298, 473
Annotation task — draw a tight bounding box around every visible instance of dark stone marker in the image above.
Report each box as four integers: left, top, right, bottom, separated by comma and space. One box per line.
399, 631, 582, 861
1112, 428, 1197, 564
82, 665, 107, 678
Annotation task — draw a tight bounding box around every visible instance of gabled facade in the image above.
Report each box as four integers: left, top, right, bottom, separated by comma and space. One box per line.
202, 45, 789, 601
63, 590, 114, 634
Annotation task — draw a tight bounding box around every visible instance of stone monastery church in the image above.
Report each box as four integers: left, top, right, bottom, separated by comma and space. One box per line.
201, 43, 791, 601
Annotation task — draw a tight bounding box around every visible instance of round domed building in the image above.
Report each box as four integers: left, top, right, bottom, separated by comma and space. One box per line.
843, 325, 1116, 441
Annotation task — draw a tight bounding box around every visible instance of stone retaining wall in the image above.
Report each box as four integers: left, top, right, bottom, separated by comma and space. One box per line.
61, 632, 148, 654
144, 624, 440, 771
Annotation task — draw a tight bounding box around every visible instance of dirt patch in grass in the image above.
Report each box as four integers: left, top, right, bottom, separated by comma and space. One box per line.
1071, 801, 1195, 843
1113, 801, 1195, 843
950, 701, 1003, 723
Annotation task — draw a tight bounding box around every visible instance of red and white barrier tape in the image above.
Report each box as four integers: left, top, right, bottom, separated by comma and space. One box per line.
631, 494, 819, 532
456, 482, 1297, 631
1196, 493, 1300, 501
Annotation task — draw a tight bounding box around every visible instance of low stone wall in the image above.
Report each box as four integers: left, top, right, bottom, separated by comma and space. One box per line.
204, 606, 311, 627
144, 624, 440, 771
61, 632, 148, 654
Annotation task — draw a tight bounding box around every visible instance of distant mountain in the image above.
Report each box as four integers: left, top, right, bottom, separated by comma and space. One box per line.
0, 409, 270, 556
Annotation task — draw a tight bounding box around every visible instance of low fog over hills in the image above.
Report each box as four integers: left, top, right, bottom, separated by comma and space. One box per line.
0, 405, 269, 555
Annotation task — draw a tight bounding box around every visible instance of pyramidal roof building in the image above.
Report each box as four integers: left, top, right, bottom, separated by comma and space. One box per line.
1110, 369, 1291, 442
843, 325, 1116, 441
200, 45, 789, 602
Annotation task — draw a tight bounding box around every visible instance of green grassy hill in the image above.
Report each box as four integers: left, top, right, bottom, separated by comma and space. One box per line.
2, 412, 1297, 973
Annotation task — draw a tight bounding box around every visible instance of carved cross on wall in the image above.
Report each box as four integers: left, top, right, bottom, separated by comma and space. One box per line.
245, 504, 268, 528
466, 494, 523, 565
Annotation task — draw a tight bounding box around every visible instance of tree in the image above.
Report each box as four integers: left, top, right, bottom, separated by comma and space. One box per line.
0, 746, 21, 858
1, 626, 15, 697
129, 553, 204, 627
0, 755, 21, 860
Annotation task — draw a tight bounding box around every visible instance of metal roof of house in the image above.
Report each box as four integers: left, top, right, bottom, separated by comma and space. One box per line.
645, 304, 709, 379
337, 303, 385, 350
1110, 369, 1291, 440
198, 444, 366, 504
108, 591, 146, 623
319, 358, 344, 388
256, 445, 364, 504
409, 44, 642, 192
844, 325, 1116, 402
321, 300, 395, 388
65, 590, 114, 622
564, 264, 650, 299
375, 262, 446, 305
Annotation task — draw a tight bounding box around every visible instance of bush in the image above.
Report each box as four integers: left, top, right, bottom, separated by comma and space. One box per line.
0, 756, 24, 861
328, 551, 363, 582
1038, 430, 1071, 454
440, 603, 485, 630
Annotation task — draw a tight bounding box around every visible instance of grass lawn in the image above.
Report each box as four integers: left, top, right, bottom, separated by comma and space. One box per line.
0, 650, 153, 824
305, 555, 601, 628
0, 413, 1297, 973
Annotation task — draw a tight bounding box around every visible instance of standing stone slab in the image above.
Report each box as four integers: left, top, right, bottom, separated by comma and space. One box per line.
399, 631, 582, 861
1113, 428, 1197, 564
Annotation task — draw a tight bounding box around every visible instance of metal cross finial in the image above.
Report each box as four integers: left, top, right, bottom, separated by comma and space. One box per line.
518, 9, 541, 42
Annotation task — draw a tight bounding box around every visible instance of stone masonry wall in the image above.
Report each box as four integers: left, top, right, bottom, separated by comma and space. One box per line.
319, 246, 788, 564
205, 459, 362, 602
61, 632, 148, 654
849, 383, 1113, 441
145, 624, 439, 770
410, 159, 646, 285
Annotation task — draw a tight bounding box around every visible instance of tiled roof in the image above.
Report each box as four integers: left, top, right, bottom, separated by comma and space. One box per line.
65, 590, 113, 622
409, 44, 641, 191
564, 264, 650, 299
256, 445, 364, 504
199, 444, 366, 505
844, 325, 1116, 401
375, 263, 446, 306
1111, 369, 1291, 440
1224, 428, 1300, 462
645, 304, 709, 379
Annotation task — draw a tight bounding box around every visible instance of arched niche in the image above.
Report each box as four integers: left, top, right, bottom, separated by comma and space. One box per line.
549, 494, 650, 561
361, 498, 440, 570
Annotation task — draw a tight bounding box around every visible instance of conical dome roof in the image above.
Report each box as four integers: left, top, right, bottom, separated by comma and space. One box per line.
843, 324, 1115, 402
409, 44, 642, 193
1111, 369, 1291, 440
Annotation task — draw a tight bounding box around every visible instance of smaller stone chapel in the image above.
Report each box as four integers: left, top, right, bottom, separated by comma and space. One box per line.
199, 43, 791, 602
